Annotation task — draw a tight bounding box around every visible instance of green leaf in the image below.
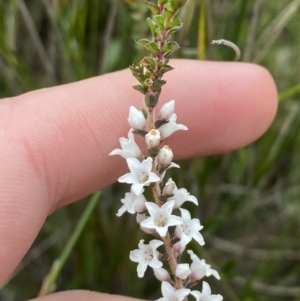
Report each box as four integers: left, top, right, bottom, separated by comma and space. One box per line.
144, 90, 161, 108
141, 56, 157, 68
146, 42, 160, 55
168, 24, 183, 35
132, 85, 147, 95
147, 17, 157, 36
159, 65, 174, 75
136, 38, 151, 47
153, 15, 165, 25
165, 41, 180, 51
133, 129, 148, 138
145, 2, 160, 15
152, 79, 166, 90
164, 7, 178, 19
148, 148, 159, 157
166, 17, 181, 28
154, 119, 169, 129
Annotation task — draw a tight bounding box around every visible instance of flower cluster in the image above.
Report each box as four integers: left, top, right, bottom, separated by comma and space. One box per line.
109, 1, 223, 300
110, 100, 223, 300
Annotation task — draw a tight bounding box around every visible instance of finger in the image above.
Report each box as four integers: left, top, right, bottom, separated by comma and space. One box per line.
0, 60, 278, 284
28, 291, 143, 301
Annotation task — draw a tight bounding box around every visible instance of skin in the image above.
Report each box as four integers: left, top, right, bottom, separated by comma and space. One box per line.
0, 60, 277, 301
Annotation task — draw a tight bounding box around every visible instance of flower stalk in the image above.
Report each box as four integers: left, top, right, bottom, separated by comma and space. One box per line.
110, 1, 223, 300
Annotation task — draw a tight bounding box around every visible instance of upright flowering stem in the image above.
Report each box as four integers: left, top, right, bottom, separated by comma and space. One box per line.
163, 233, 183, 289
110, 1, 223, 300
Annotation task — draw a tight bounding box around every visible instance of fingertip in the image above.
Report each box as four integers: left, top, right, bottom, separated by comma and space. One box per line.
161, 60, 278, 156
29, 291, 143, 301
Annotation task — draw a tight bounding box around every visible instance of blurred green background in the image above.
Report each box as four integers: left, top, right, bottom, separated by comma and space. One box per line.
1, 0, 300, 300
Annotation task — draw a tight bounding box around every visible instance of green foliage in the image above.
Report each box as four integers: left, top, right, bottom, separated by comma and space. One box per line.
1, 0, 300, 301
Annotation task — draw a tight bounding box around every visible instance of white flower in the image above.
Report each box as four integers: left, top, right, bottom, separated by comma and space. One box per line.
157, 146, 173, 168
140, 200, 182, 237
188, 250, 220, 281
128, 106, 146, 130
116, 191, 146, 217
130, 239, 163, 278
158, 100, 175, 121
118, 157, 160, 195
190, 281, 223, 301
154, 267, 172, 283
145, 129, 161, 149
109, 129, 142, 159
159, 113, 187, 139
175, 208, 205, 246
165, 178, 198, 208
156, 281, 190, 301
175, 263, 191, 280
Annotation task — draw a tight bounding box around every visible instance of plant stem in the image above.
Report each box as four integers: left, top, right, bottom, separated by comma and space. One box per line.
163, 233, 183, 289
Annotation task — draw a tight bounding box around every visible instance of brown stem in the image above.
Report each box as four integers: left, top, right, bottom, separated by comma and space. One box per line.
163, 233, 184, 290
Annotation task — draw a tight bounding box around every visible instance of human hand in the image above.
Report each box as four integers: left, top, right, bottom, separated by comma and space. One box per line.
0, 60, 277, 300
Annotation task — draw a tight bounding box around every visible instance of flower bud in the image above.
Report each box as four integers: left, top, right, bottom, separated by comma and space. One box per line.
173, 241, 186, 258
145, 129, 161, 149
153, 267, 172, 282
158, 100, 175, 121
157, 145, 173, 167
162, 178, 176, 196
128, 106, 146, 130
175, 264, 191, 279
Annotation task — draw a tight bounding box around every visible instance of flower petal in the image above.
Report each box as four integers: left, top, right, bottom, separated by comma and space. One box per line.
140, 216, 156, 230
179, 208, 191, 220
161, 200, 175, 215
161, 281, 175, 298
137, 262, 147, 278
153, 268, 172, 282
176, 288, 191, 301
192, 232, 205, 246
202, 281, 211, 295
118, 173, 136, 184
149, 257, 163, 269
131, 183, 144, 196
149, 239, 164, 249
145, 202, 160, 217
155, 225, 168, 237
190, 290, 202, 301
126, 157, 141, 174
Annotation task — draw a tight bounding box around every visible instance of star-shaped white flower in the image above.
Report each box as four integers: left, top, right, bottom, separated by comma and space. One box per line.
118, 157, 160, 195
190, 281, 223, 301
141, 200, 182, 237
164, 178, 198, 208
175, 208, 205, 246
130, 239, 163, 278
116, 191, 146, 217
156, 281, 190, 301
109, 129, 142, 159
188, 250, 220, 281
158, 113, 187, 139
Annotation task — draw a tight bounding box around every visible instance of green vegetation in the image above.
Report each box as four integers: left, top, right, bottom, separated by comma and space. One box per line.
1, 0, 300, 300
